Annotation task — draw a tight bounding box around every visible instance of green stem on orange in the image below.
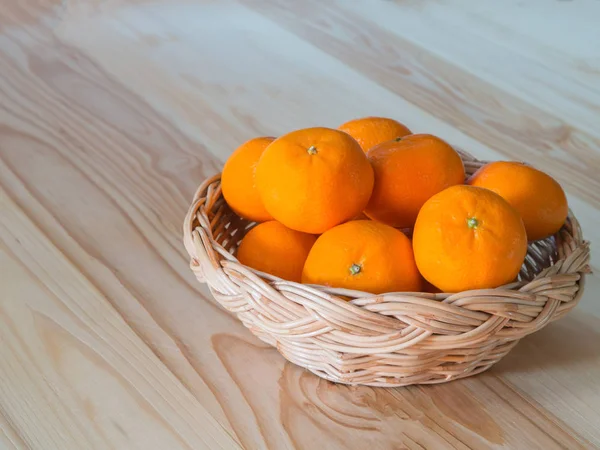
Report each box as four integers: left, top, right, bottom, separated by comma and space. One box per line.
307, 145, 318, 155
349, 263, 362, 275
467, 217, 479, 229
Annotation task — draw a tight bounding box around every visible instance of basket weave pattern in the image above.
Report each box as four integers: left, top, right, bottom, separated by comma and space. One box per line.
183, 151, 591, 387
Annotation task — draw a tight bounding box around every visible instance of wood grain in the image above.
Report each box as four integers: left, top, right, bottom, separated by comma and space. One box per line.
0, 0, 599, 449
0, 187, 240, 450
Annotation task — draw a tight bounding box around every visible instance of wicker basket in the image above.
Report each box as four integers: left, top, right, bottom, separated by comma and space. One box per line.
183, 151, 591, 387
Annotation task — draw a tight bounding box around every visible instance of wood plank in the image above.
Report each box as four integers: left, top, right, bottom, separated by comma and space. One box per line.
341, 0, 600, 140
50, 0, 501, 160
496, 312, 600, 445
448, 0, 600, 82
0, 187, 240, 450
376, 0, 600, 94
0, 413, 28, 450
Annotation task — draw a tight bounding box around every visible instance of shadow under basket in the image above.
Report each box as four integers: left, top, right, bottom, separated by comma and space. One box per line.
183, 151, 591, 387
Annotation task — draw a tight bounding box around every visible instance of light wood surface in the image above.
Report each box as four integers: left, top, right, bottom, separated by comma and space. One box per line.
1, 0, 599, 449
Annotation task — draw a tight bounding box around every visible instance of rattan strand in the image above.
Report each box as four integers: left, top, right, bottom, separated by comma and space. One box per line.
183, 151, 590, 387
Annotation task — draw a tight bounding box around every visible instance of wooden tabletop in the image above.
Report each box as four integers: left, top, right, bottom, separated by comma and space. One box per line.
1, 1, 599, 449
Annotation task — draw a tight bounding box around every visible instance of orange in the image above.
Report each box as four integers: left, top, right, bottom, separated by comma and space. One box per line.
302, 220, 422, 294
237, 221, 317, 282
221, 137, 275, 222
467, 161, 568, 241
256, 127, 374, 234
413, 185, 528, 292
338, 117, 412, 152
365, 134, 465, 228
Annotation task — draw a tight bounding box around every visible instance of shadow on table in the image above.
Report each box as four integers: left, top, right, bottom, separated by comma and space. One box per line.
491, 310, 600, 374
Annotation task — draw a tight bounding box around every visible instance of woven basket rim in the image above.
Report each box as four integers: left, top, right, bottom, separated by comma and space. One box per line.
184, 181, 589, 305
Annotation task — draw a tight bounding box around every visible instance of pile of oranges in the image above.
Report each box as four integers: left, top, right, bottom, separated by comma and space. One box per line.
221, 117, 568, 294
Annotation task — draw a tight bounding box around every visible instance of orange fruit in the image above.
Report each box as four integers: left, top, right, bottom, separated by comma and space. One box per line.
302, 220, 422, 294
338, 117, 412, 152
222, 137, 275, 222
256, 127, 374, 234
413, 185, 528, 292
365, 134, 465, 228
237, 221, 317, 282
467, 161, 568, 241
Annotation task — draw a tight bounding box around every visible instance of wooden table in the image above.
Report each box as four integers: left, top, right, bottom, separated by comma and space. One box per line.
1, 1, 599, 448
